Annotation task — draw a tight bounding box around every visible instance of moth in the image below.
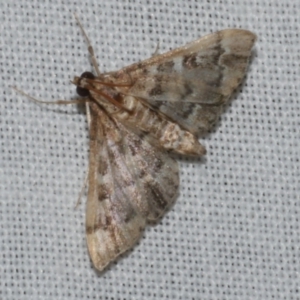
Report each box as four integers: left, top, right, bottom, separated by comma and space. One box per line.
16, 19, 256, 271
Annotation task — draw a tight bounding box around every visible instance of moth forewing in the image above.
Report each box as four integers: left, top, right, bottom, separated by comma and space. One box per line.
85, 103, 146, 270
85, 102, 179, 271
115, 29, 257, 135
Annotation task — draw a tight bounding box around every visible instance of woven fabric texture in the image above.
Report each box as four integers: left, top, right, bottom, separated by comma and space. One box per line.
1, 1, 299, 299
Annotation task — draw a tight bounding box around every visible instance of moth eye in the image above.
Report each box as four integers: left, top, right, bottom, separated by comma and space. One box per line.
80, 71, 95, 80
76, 71, 95, 97
76, 86, 90, 97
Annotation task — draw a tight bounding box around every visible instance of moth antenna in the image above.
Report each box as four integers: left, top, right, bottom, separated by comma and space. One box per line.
74, 13, 102, 77
12, 86, 87, 105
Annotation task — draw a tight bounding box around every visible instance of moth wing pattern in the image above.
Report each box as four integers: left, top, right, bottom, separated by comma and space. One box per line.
112, 29, 256, 135
86, 102, 179, 271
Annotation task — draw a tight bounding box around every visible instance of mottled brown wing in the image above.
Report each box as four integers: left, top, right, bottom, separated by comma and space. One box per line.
86, 102, 179, 271
115, 29, 256, 135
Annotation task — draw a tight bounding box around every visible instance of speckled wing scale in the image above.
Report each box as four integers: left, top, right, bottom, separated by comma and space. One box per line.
73, 27, 256, 271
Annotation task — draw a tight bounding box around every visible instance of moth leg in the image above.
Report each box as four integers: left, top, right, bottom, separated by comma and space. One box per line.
74, 102, 92, 208
85, 102, 92, 127
152, 41, 160, 57
74, 14, 102, 77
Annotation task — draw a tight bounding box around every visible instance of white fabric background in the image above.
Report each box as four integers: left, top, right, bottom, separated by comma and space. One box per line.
1, 0, 299, 299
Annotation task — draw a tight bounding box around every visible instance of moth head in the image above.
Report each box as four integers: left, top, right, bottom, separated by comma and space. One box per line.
75, 71, 95, 97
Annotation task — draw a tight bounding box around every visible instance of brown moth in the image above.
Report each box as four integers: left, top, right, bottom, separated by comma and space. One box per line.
16, 18, 256, 271
76, 26, 256, 271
